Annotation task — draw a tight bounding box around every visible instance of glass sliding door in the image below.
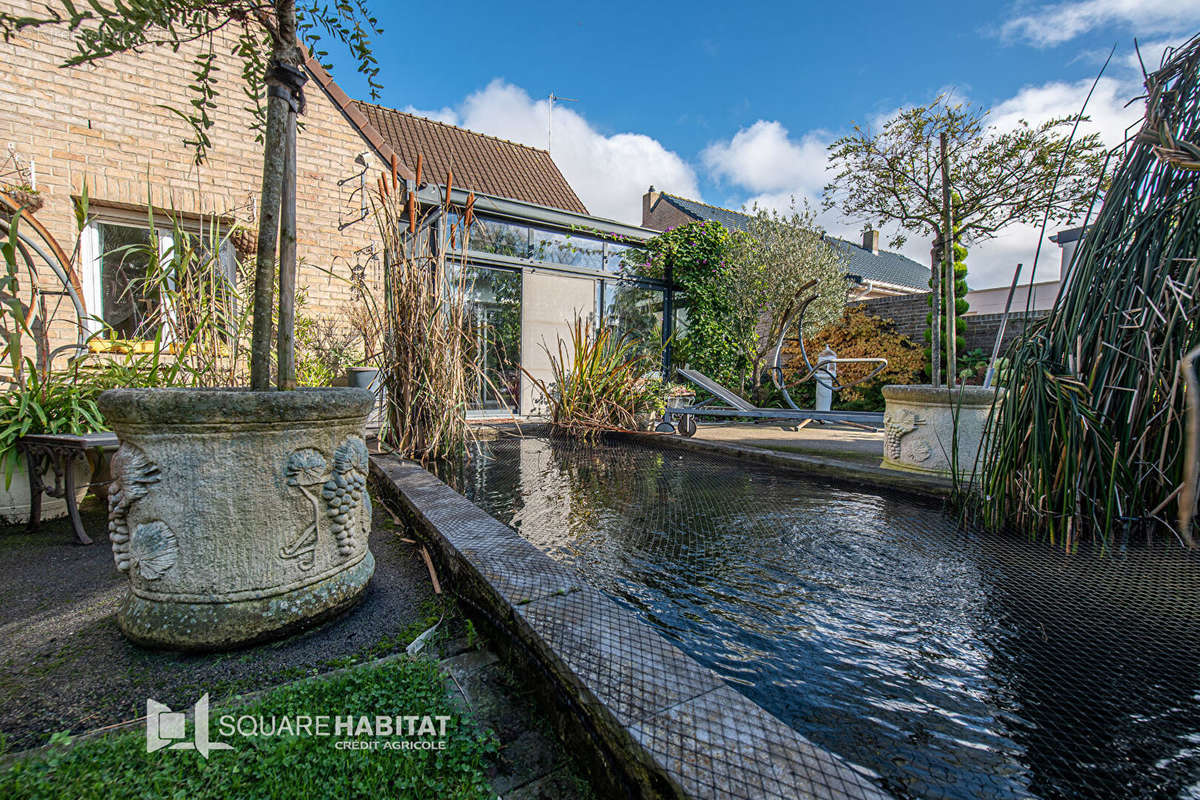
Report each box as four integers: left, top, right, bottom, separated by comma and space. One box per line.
463, 265, 522, 413
600, 279, 665, 366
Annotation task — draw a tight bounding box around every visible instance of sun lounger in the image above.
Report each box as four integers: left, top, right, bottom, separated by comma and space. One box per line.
657, 369, 884, 436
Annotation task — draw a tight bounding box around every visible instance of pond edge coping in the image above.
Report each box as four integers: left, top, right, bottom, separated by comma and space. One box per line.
368, 451, 893, 800
613, 430, 954, 501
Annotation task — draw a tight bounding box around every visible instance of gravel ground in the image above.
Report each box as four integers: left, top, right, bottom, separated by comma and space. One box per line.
0, 495, 438, 751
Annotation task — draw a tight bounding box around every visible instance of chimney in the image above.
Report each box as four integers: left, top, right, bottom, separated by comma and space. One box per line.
642, 185, 661, 228
862, 228, 880, 255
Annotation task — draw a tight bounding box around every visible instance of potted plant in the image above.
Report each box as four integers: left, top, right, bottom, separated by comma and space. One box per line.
12, 0, 385, 648
665, 382, 696, 409
0, 209, 102, 523
346, 363, 383, 431
0, 366, 103, 525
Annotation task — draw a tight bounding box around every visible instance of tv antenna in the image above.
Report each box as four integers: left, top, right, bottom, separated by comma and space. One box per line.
548, 92, 576, 154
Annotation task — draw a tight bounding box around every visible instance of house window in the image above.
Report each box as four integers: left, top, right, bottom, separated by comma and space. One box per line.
81, 213, 236, 340
95, 223, 162, 338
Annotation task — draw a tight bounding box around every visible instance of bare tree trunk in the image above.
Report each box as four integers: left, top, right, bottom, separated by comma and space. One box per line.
250, 0, 299, 390
277, 108, 298, 389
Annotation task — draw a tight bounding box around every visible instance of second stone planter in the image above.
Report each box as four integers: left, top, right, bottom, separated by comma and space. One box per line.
881, 384, 1002, 479
97, 387, 376, 650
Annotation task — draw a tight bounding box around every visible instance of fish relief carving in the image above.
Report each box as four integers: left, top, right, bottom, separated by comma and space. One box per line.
883, 408, 924, 461
322, 438, 369, 558
108, 444, 161, 573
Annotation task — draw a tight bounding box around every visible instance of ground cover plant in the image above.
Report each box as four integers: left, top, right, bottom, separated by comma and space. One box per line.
0, 657, 498, 799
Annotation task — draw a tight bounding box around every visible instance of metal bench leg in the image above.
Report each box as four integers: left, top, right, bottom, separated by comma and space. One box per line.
25, 451, 42, 533
62, 455, 92, 545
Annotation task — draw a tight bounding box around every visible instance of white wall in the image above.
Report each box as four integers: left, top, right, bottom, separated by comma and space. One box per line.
964, 280, 1061, 315
520, 272, 597, 415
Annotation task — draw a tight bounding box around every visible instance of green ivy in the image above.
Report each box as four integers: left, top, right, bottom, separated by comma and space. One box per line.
632, 221, 753, 388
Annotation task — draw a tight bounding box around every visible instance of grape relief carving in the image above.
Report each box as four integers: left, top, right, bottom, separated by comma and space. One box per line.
323, 437, 369, 558
883, 407, 925, 461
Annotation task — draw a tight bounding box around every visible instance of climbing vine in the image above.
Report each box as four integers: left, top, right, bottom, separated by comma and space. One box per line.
630, 221, 752, 389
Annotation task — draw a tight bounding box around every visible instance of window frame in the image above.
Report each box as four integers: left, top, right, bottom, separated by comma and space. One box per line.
80, 208, 231, 343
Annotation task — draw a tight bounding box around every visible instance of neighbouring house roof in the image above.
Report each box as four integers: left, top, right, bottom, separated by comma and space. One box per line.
658, 194, 755, 233
351, 101, 589, 215
653, 193, 930, 292
824, 239, 931, 292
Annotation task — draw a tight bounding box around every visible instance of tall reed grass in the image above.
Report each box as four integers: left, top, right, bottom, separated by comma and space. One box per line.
973, 35, 1200, 545
364, 161, 475, 463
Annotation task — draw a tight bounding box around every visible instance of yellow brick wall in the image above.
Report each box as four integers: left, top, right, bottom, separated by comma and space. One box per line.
0, 0, 381, 365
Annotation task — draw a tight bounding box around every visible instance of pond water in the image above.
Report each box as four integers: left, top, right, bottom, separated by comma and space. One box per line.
443, 435, 1200, 800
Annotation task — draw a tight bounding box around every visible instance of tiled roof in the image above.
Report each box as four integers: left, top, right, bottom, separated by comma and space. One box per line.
824, 238, 931, 291
352, 101, 588, 215
657, 193, 930, 291
660, 194, 754, 232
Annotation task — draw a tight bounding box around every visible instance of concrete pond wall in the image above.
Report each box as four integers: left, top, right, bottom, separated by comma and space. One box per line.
369, 453, 891, 800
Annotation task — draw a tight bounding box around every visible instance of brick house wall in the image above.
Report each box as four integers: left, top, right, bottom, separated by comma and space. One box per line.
0, 1, 381, 361
641, 189, 695, 231
852, 293, 1049, 357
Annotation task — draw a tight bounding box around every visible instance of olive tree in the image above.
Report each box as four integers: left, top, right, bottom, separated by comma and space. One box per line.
0, 0, 382, 390
727, 202, 847, 400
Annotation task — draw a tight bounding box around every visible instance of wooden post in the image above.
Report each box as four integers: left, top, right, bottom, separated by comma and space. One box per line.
930, 235, 941, 387
940, 132, 956, 383
277, 106, 298, 389
249, 0, 299, 391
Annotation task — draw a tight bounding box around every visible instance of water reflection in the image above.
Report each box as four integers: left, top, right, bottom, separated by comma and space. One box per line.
444, 437, 1200, 800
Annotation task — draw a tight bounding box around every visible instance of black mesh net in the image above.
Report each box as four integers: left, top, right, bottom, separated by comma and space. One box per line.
439, 435, 1200, 800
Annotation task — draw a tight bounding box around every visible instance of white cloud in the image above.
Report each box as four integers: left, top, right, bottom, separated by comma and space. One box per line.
400, 104, 457, 125
404, 80, 699, 223
989, 75, 1142, 155
701, 121, 831, 198
1002, 0, 1200, 47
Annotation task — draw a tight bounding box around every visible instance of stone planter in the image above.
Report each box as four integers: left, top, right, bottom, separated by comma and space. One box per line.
96, 388, 376, 650
347, 366, 383, 431
881, 385, 1002, 478
0, 455, 94, 525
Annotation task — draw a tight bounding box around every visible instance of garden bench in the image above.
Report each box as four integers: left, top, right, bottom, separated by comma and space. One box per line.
17, 433, 119, 545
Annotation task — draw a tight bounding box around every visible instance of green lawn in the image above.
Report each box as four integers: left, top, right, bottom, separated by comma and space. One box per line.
0, 657, 498, 799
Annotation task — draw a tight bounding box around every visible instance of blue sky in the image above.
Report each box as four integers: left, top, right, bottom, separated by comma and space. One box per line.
327, 1, 1199, 288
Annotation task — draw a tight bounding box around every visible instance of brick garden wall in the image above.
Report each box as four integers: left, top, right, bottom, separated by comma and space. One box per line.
0, 0, 381, 360
851, 293, 1050, 356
